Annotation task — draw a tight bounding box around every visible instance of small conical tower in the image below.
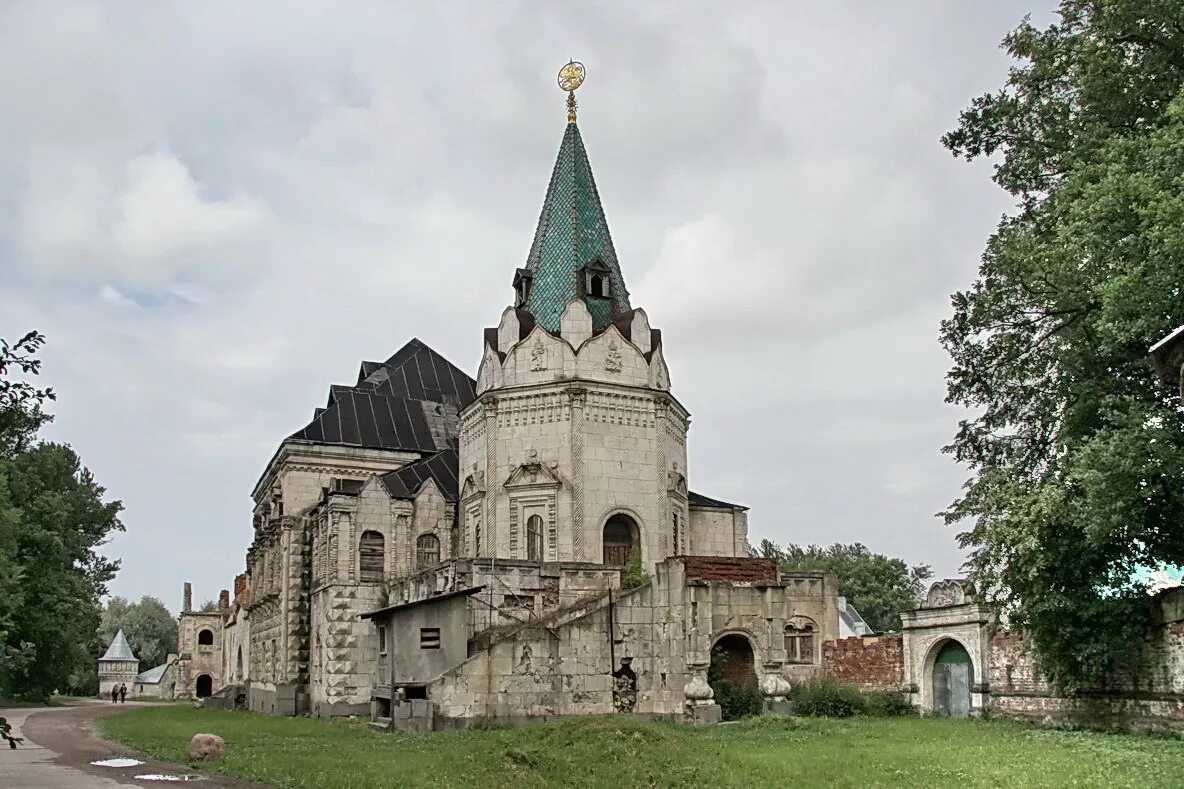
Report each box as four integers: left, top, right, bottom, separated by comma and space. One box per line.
97, 628, 140, 699
462, 62, 689, 568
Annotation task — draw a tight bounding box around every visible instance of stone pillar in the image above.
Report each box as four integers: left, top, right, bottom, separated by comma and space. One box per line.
655, 397, 669, 558
482, 397, 498, 557
568, 388, 587, 562
183, 582, 193, 613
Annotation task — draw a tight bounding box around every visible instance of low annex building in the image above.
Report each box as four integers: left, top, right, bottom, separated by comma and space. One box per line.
195, 65, 847, 725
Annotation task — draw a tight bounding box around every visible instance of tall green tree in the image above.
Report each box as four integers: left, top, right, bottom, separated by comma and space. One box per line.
758, 541, 932, 632
942, 1, 1184, 689
0, 332, 123, 700
99, 596, 178, 670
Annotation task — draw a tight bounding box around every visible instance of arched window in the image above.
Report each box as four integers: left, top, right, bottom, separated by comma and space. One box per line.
235, 645, 244, 680
359, 530, 385, 582
526, 515, 544, 561
602, 514, 639, 566
590, 274, 604, 297
197, 629, 214, 646
784, 617, 817, 664
416, 533, 441, 568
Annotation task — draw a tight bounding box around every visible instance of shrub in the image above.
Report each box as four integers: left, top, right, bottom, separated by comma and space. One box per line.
862, 689, 912, 717
620, 548, 649, 591
713, 682, 763, 721
791, 679, 866, 717
789, 679, 913, 718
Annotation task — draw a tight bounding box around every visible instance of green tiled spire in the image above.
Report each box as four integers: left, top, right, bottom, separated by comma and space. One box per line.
522, 123, 631, 332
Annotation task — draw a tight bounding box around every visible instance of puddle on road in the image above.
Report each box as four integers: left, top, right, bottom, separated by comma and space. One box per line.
91, 757, 145, 768
134, 775, 205, 782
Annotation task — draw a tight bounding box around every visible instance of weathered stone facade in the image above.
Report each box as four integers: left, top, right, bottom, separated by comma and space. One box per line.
365, 557, 836, 727
197, 88, 842, 726
175, 584, 227, 699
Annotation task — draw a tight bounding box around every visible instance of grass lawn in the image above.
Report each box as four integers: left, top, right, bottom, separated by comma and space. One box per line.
98, 707, 1184, 789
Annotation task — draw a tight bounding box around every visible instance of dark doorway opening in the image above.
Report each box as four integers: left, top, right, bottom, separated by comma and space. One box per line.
602, 514, 639, 566
932, 640, 972, 717
708, 634, 761, 720
195, 674, 213, 698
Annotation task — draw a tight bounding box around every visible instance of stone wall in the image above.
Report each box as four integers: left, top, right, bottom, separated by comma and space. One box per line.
822, 635, 904, 690
988, 590, 1184, 731
372, 558, 840, 726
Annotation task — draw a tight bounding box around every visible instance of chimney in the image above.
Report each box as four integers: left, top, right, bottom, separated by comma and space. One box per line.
219, 589, 230, 611
183, 582, 192, 613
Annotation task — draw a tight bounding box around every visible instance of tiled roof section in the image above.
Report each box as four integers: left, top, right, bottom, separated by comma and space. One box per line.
288, 339, 476, 454
688, 490, 746, 510
380, 449, 460, 503
100, 629, 137, 662
523, 123, 630, 333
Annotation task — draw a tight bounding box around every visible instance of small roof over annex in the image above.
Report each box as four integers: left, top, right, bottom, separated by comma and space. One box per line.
380, 449, 460, 503
688, 491, 747, 511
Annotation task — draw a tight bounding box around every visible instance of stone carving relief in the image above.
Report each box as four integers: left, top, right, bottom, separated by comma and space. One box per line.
530, 338, 547, 371
605, 339, 622, 373
925, 579, 968, 608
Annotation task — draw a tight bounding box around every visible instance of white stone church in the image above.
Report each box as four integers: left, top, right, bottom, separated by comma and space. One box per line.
221, 70, 842, 726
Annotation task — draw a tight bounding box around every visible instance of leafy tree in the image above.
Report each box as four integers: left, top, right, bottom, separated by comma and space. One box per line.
198, 600, 219, 613
758, 541, 931, 632
941, 1, 1184, 689
0, 332, 123, 701
99, 596, 178, 669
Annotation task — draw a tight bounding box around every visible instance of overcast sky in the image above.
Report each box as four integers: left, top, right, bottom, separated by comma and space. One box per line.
0, 1, 1057, 614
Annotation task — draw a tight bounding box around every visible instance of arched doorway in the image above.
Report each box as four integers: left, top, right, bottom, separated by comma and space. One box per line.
195, 674, 213, 698
931, 640, 972, 717
602, 514, 639, 566
708, 633, 761, 721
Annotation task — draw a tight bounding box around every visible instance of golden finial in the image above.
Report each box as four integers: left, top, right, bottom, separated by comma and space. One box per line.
558, 60, 585, 124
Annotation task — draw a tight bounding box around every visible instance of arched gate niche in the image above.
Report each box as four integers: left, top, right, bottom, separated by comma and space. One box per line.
931, 640, 972, 717
708, 633, 761, 721
195, 674, 213, 698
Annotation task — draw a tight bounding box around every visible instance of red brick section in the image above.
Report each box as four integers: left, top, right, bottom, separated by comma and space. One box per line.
234, 573, 250, 606
683, 556, 778, 583
822, 635, 904, 690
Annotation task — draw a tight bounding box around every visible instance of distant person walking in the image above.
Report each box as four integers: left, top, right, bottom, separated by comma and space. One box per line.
110, 686, 118, 703
119, 684, 127, 703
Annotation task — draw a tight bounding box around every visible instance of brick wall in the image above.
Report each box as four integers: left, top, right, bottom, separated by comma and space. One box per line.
683, 556, 777, 583
822, 635, 904, 690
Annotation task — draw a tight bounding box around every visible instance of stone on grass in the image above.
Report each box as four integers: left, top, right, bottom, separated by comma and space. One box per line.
186, 733, 225, 761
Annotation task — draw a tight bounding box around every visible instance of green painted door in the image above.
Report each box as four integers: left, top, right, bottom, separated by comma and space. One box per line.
932, 640, 972, 717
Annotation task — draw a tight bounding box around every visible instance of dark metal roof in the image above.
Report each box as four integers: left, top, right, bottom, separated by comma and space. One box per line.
288, 389, 439, 452
359, 586, 485, 620
380, 449, 459, 503
367, 338, 476, 409
287, 339, 476, 454
688, 490, 746, 510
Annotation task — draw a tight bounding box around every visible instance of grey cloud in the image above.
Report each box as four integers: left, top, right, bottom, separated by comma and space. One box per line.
0, 0, 1056, 609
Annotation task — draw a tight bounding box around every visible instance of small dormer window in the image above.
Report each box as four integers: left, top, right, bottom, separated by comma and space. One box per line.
513, 268, 533, 308
584, 265, 611, 299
